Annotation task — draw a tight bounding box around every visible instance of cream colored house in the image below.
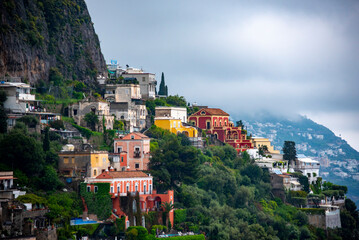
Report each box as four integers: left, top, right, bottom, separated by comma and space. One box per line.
252, 137, 280, 154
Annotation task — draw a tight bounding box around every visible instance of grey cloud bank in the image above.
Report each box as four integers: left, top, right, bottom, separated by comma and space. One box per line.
86, 0, 359, 150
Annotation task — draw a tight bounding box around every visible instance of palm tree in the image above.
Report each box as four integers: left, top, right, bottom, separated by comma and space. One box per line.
161, 201, 174, 229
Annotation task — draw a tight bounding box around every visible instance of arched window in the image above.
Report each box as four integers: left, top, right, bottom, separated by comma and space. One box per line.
135, 183, 138, 192
94, 169, 97, 176
117, 184, 121, 193
144, 183, 147, 194
126, 183, 129, 193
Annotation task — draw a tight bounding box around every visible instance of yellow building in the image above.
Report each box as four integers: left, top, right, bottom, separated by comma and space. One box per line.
58, 150, 110, 178
252, 137, 280, 154
154, 117, 198, 137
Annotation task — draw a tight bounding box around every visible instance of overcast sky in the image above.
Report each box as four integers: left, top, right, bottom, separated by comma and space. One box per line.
86, 0, 359, 151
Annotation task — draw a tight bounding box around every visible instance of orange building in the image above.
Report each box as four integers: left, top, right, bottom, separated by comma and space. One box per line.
113, 132, 150, 171
85, 170, 174, 227
188, 108, 253, 152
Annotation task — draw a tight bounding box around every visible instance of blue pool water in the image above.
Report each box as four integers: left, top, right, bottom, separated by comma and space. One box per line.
70, 218, 98, 225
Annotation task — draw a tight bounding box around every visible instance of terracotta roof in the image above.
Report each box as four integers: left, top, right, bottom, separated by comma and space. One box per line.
115, 132, 149, 141
96, 171, 150, 179
199, 108, 229, 116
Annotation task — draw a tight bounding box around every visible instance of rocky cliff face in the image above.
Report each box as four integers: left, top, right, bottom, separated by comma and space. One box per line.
0, 0, 106, 85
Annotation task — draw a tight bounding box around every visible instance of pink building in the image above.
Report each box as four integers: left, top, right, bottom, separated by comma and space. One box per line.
85, 170, 174, 227
113, 132, 150, 171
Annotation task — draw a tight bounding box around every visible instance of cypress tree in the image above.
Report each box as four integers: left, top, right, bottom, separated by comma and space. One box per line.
283, 141, 297, 165
43, 126, 50, 152
158, 72, 168, 96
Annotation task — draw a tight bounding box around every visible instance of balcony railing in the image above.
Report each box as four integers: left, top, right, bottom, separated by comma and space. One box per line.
134, 151, 141, 158
295, 164, 320, 170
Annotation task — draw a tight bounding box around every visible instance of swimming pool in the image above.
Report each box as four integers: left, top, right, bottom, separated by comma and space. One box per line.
70, 218, 98, 225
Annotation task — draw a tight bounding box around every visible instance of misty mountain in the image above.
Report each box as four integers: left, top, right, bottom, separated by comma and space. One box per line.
238, 113, 359, 205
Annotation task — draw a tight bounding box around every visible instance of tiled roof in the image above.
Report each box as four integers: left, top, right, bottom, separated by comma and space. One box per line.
200, 108, 229, 116
116, 132, 149, 140
96, 171, 150, 179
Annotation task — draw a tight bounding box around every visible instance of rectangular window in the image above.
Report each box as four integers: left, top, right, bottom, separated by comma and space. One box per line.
121, 157, 124, 162
63, 157, 69, 164
71, 158, 75, 163
135, 163, 139, 169
117, 147, 122, 153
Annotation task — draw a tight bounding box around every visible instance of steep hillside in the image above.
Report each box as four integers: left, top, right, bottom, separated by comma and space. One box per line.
0, 0, 106, 85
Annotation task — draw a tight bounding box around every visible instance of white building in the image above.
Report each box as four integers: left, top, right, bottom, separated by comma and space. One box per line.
293, 157, 320, 184
110, 102, 147, 132
104, 84, 141, 103
155, 106, 187, 123
122, 67, 157, 100
0, 82, 37, 114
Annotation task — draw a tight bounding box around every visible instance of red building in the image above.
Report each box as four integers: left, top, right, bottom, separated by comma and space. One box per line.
188, 108, 253, 152
85, 170, 174, 228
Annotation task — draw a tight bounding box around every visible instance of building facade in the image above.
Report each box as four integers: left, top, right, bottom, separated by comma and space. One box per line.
154, 118, 198, 137
85, 170, 174, 228
68, 99, 114, 131
58, 151, 110, 178
113, 132, 150, 171
122, 68, 157, 100
155, 106, 188, 123
188, 108, 253, 152
251, 137, 280, 154
293, 157, 320, 184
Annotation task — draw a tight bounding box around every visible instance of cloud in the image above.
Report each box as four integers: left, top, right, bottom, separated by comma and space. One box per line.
86, 0, 359, 149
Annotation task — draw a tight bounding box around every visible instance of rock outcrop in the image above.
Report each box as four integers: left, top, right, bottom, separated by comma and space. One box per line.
0, 0, 106, 85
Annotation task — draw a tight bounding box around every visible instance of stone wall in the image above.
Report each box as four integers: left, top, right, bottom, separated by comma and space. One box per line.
326, 209, 341, 228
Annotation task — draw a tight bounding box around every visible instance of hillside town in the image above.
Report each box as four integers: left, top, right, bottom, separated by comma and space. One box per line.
0, 61, 351, 239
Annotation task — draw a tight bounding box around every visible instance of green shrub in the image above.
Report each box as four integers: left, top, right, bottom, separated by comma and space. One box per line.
290, 190, 308, 198
80, 183, 112, 220
175, 209, 187, 224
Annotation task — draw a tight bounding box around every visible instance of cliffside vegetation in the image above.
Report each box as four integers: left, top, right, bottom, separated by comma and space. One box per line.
145, 125, 359, 240
0, 0, 106, 85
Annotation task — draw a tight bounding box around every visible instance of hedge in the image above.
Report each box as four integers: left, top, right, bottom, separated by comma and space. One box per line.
156, 235, 205, 240
298, 208, 326, 215
72, 123, 102, 139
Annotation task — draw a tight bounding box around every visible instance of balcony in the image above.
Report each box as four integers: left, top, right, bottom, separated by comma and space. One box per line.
295, 164, 320, 170
134, 151, 141, 158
